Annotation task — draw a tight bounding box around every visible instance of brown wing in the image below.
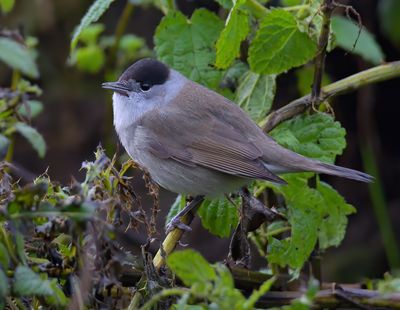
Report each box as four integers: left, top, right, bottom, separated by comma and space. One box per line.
138, 99, 286, 184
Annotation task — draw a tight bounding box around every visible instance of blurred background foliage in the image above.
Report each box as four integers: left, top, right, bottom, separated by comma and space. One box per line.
1, 0, 400, 285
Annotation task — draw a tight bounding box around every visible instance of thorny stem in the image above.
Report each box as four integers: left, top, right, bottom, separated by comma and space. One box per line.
262, 61, 400, 132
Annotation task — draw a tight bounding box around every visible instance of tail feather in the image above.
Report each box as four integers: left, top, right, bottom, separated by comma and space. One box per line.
315, 162, 373, 183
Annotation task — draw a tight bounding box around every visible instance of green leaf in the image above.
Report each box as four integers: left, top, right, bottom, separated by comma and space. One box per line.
0, 0, 14, 13
331, 16, 384, 65
268, 175, 324, 269
377, 273, 400, 293
235, 71, 276, 122
165, 194, 186, 226
270, 113, 346, 164
378, 0, 400, 47
18, 100, 44, 119
0, 134, 10, 159
212, 264, 245, 308
0, 38, 39, 78
198, 197, 239, 238
215, 0, 233, 9
268, 174, 355, 269
13, 266, 68, 305
317, 181, 355, 249
75, 45, 105, 73
14, 122, 46, 158
119, 34, 145, 55
0, 243, 10, 269
70, 0, 115, 52
167, 250, 216, 286
13, 266, 53, 296
78, 23, 105, 45
155, 9, 224, 89
215, 1, 250, 69
248, 9, 317, 75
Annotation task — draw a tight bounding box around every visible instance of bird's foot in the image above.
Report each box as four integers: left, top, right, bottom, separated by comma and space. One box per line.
165, 216, 192, 234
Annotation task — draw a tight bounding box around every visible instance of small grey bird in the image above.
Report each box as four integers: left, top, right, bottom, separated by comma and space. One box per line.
103, 58, 372, 230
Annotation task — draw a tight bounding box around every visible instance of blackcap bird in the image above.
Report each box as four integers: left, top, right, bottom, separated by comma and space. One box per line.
102, 58, 372, 230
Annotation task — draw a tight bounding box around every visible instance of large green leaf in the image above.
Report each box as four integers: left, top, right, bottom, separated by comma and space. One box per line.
331, 16, 384, 65
215, 0, 250, 69
235, 71, 276, 122
268, 174, 355, 269
198, 197, 239, 238
268, 175, 324, 269
70, 0, 115, 52
14, 122, 46, 158
317, 181, 356, 249
0, 38, 39, 78
167, 250, 216, 286
155, 9, 224, 89
270, 113, 346, 164
248, 9, 317, 75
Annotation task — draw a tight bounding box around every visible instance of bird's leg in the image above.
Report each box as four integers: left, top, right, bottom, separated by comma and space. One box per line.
165, 195, 205, 234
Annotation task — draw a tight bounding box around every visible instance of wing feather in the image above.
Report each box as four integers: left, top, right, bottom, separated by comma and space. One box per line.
138, 82, 286, 184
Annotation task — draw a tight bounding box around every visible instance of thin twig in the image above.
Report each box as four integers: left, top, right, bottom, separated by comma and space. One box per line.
311, 0, 335, 108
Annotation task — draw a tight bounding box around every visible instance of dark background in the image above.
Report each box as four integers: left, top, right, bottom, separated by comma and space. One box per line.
1, 0, 399, 282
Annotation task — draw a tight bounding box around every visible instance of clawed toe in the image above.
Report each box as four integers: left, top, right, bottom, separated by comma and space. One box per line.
165, 217, 192, 234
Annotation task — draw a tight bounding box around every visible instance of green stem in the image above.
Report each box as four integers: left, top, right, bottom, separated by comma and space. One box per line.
361, 144, 400, 269
282, 4, 308, 11
244, 0, 269, 19
139, 288, 189, 310
108, 2, 135, 66
266, 226, 291, 237
5, 137, 14, 163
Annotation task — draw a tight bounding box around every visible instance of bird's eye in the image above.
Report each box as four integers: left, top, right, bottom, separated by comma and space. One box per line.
140, 83, 151, 92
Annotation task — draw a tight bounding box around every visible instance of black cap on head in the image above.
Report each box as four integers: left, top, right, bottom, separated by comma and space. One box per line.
119, 58, 170, 87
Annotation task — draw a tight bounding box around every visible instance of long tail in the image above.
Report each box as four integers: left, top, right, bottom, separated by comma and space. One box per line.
262, 138, 373, 183
313, 161, 373, 183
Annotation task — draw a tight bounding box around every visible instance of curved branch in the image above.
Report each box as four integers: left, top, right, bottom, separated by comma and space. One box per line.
263, 61, 400, 132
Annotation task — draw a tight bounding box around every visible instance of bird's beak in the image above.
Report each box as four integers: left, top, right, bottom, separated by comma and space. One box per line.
102, 81, 130, 96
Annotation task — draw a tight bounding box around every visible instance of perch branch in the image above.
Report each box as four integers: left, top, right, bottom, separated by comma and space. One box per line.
263, 61, 400, 132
